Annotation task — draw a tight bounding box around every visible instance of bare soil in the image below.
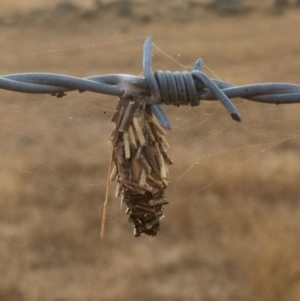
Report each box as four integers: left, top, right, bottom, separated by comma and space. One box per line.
1, 1, 300, 301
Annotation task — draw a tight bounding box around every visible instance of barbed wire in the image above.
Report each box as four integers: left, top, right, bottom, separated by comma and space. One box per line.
1, 36, 300, 129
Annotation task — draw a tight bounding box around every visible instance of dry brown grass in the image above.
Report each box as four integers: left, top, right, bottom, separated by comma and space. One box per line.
1, 1, 300, 301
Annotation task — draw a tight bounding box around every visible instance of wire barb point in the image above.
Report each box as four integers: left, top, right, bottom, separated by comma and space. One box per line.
231, 113, 242, 122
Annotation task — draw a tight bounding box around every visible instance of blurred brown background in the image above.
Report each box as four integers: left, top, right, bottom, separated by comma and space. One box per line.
1, 1, 300, 300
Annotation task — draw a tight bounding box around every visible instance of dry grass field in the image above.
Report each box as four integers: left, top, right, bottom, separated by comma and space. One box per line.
1, 1, 300, 301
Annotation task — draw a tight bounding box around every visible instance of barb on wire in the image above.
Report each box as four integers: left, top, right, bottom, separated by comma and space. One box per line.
1, 36, 300, 128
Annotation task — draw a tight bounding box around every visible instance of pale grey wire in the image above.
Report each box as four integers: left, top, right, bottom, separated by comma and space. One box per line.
142, 37, 171, 129
1, 36, 300, 128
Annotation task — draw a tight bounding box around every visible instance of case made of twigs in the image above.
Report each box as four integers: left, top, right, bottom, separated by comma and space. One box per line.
109, 95, 173, 237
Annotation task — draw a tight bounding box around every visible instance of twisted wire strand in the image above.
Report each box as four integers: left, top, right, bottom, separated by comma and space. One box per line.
1, 36, 300, 128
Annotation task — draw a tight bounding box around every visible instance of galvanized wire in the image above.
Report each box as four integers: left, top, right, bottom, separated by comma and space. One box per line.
1, 36, 300, 129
